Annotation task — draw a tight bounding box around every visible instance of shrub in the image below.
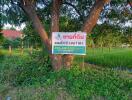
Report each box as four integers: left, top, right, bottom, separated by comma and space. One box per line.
59, 67, 132, 100
10, 52, 52, 86
0, 32, 4, 45
0, 50, 4, 62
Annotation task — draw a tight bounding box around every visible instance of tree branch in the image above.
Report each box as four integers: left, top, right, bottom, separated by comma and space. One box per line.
51, 0, 62, 33
10, 0, 21, 10
11, 0, 17, 5
41, 0, 49, 6
63, 1, 84, 21
20, 0, 51, 51
82, 0, 110, 33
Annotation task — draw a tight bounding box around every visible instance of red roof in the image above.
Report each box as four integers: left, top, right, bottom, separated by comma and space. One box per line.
1, 30, 22, 39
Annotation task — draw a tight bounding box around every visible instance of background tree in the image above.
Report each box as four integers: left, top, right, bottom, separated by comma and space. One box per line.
0, 33, 4, 46
23, 22, 42, 49
0, 25, 4, 46
2, 38, 21, 49
93, 23, 124, 47
124, 27, 132, 47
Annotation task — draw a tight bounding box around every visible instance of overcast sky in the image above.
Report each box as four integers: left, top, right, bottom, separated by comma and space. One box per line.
3, 23, 26, 31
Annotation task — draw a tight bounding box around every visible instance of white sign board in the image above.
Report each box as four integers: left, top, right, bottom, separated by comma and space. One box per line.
52, 32, 86, 55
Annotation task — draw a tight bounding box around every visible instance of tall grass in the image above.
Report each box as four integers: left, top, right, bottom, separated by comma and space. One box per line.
84, 48, 132, 69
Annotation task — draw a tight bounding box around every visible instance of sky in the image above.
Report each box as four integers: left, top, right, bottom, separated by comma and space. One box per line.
3, 23, 26, 31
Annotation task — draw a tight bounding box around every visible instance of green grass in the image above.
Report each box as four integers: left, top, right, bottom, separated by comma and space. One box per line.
0, 50, 132, 100
75, 48, 132, 69
0, 49, 26, 57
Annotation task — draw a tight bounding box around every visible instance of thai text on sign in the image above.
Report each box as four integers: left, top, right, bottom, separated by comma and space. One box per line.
52, 32, 87, 55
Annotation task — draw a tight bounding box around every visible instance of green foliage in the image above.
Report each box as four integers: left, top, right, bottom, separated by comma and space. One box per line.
23, 22, 42, 48
87, 34, 95, 48
0, 33, 4, 45
96, 33, 122, 47
0, 51, 51, 87
62, 67, 132, 100
1, 0, 131, 28
1, 56, 132, 100
0, 52, 132, 100
124, 27, 132, 46
2, 38, 21, 49
60, 16, 81, 32
0, 50, 4, 62
0, 49, 132, 99
92, 24, 126, 47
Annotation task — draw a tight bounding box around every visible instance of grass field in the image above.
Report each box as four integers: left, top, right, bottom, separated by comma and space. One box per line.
75, 48, 132, 69
0, 48, 132, 100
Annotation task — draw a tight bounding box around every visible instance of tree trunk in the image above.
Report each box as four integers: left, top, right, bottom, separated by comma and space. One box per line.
82, 0, 110, 33
62, 54, 74, 69
21, 2, 51, 51
50, 54, 62, 70
51, 0, 63, 70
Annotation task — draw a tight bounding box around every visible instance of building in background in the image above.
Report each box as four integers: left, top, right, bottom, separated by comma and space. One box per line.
1, 29, 22, 40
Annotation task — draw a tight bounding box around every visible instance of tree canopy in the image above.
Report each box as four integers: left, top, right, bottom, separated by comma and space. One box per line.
1, 0, 131, 28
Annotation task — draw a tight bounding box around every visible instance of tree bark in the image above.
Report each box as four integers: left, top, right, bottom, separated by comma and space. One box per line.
62, 54, 74, 68
50, 0, 63, 70
82, 0, 110, 33
51, 0, 62, 33
20, 0, 51, 51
